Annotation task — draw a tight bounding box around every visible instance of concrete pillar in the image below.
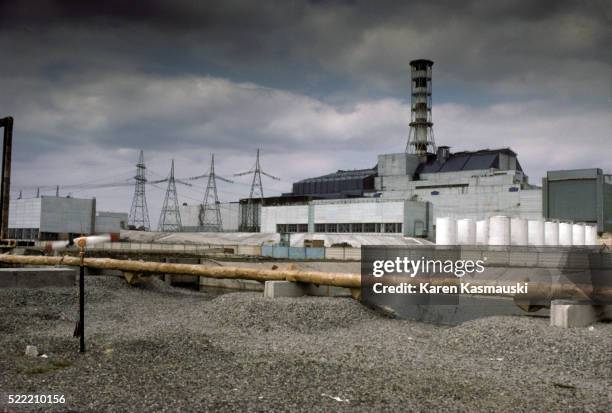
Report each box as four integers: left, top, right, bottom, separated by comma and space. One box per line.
264, 281, 305, 298
550, 300, 600, 328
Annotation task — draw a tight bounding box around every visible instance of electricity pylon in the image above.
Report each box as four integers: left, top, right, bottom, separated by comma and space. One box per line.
158, 159, 182, 232
235, 148, 280, 232
128, 150, 151, 231
200, 154, 223, 232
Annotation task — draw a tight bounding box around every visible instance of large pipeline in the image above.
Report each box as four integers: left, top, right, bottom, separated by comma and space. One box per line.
0, 254, 361, 288
1, 254, 611, 304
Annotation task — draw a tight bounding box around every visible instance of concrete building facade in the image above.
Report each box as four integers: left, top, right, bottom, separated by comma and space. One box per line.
375, 148, 542, 221
9, 196, 127, 240
261, 198, 432, 238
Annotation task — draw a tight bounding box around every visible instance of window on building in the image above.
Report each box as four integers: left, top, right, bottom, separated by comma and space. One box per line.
297, 224, 308, 232
287, 224, 298, 233
315, 224, 325, 233
338, 223, 350, 233
364, 223, 376, 232
351, 223, 363, 233
276, 224, 288, 233
326, 224, 337, 233
384, 223, 402, 233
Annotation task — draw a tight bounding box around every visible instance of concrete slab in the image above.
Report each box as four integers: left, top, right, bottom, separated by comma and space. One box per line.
550, 300, 600, 328
264, 281, 306, 298
263, 280, 352, 298
0, 266, 75, 288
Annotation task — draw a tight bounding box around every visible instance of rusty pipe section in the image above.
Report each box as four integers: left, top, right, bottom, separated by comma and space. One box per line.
0, 254, 360, 287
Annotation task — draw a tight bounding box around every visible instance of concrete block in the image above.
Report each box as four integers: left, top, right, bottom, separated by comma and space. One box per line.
263, 281, 351, 298
264, 281, 305, 298
0, 267, 75, 288
550, 300, 599, 328
25, 345, 38, 357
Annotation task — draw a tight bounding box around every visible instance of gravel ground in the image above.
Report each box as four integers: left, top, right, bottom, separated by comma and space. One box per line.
0, 276, 611, 412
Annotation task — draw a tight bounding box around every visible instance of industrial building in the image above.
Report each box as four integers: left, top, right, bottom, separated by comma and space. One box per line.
543, 169, 612, 233
260, 198, 432, 238
8, 196, 126, 240
256, 59, 545, 237
375, 147, 542, 221
166, 58, 608, 240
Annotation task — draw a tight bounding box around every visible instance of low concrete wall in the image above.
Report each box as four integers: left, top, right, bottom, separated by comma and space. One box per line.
0, 267, 75, 288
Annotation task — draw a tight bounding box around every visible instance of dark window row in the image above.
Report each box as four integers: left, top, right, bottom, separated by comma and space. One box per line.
8, 228, 39, 240
277, 223, 403, 234
276, 224, 309, 233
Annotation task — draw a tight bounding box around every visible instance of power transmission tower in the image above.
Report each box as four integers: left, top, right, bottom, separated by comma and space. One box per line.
199, 154, 223, 232
128, 150, 151, 231
55, 185, 59, 197
36, 187, 40, 198
235, 148, 280, 232
158, 159, 182, 232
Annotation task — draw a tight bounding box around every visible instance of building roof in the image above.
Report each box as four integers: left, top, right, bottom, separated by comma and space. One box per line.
291, 167, 377, 198
294, 167, 377, 183
418, 148, 523, 174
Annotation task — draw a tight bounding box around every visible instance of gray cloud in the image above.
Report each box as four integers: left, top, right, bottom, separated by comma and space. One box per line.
1, 0, 610, 219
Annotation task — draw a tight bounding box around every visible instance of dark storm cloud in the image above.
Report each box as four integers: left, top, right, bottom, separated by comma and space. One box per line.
0, 0, 610, 217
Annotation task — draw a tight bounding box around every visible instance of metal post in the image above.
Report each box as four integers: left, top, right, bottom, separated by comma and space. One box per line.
0, 116, 13, 240
79, 246, 85, 353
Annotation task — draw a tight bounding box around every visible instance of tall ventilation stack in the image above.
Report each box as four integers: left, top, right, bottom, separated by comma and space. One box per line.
406, 59, 436, 157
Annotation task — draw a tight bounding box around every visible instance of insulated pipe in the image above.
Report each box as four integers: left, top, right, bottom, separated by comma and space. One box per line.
1, 254, 611, 302
0, 254, 360, 288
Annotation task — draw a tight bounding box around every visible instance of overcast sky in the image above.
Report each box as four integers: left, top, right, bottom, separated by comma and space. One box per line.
1, 0, 610, 223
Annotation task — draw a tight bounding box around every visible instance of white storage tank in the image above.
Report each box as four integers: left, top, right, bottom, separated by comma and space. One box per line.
572, 224, 585, 246
456, 218, 476, 245
558, 223, 573, 246
527, 220, 545, 246
436, 217, 457, 245
585, 225, 598, 246
510, 217, 528, 246
544, 221, 559, 246
488, 216, 510, 246
476, 220, 488, 245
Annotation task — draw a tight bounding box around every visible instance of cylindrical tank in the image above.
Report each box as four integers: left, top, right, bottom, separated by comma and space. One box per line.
510, 217, 528, 246
544, 222, 559, 246
585, 225, 598, 246
571, 224, 585, 246
558, 223, 573, 246
527, 220, 545, 246
436, 217, 457, 245
488, 216, 510, 246
456, 218, 476, 245
476, 220, 488, 245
